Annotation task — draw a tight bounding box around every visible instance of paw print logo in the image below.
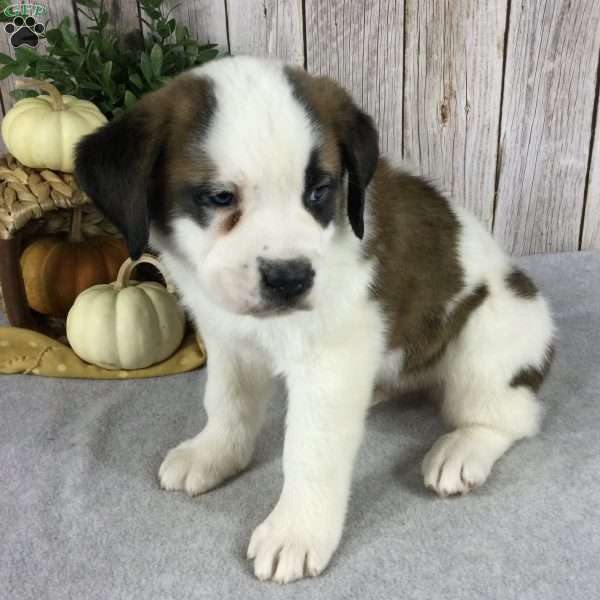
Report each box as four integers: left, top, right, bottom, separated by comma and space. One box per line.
5, 16, 45, 48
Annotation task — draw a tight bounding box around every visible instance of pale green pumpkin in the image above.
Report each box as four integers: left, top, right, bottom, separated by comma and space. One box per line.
66, 255, 186, 370
1, 79, 107, 173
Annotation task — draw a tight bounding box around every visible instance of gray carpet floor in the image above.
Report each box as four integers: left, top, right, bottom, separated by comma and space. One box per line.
1, 251, 599, 600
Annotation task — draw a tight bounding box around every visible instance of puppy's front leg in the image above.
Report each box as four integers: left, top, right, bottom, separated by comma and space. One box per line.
159, 339, 272, 496
248, 331, 380, 583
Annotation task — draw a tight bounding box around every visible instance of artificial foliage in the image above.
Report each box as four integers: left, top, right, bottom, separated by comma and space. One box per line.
0, 0, 219, 118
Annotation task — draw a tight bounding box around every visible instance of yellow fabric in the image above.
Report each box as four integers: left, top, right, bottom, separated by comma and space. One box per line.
0, 327, 206, 379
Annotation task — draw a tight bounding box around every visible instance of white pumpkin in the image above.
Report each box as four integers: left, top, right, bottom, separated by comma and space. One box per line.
66, 254, 186, 370
1, 79, 107, 173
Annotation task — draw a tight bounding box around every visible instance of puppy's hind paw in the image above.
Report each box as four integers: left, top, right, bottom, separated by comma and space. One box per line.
422, 426, 511, 497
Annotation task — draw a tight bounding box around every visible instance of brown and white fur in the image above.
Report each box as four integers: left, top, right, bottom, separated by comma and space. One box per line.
75, 56, 555, 584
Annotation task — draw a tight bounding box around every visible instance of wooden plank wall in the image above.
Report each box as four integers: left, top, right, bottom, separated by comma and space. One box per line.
403, 1, 506, 229
0, 0, 599, 255
494, 0, 600, 255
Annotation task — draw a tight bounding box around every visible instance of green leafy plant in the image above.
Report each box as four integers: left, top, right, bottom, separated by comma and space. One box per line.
0, 0, 220, 118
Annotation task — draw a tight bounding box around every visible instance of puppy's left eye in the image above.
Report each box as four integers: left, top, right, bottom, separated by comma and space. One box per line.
208, 191, 235, 207
309, 184, 332, 205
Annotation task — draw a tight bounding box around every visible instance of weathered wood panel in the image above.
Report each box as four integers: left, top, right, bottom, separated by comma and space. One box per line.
226, 0, 304, 65
0, 1, 75, 112
582, 97, 600, 250
164, 0, 228, 49
494, 0, 600, 255
403, 0, 506, 229
305, 0, 403, 155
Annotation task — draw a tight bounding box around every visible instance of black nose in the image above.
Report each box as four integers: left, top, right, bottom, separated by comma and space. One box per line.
259, 258, 315, 303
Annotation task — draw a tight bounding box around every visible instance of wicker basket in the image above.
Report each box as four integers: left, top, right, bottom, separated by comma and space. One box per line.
0, 153, 121, 319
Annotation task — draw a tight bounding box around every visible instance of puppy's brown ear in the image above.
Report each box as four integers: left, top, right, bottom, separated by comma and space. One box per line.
74, 95, 167, 259
337, 107, 379, 239
286, 68, 380, 239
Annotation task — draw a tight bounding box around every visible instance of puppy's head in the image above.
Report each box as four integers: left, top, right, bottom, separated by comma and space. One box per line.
75, 56, 378, 316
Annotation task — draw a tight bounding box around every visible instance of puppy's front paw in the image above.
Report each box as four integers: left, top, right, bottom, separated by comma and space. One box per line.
422, 427, 509, 496
158, 435, 245, 496
247, 504, 341, 584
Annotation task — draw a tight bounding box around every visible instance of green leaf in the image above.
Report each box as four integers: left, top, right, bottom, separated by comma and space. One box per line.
0, 52, 14, 65
99, 33, 116, 56
45, 29, 63, 46
175, 23, 187, 44
0, 63, 22, 80
195, 48, 219, 64
60, 23, 81, 53
14, 47, 41, 65
172, 52, 186, 73
86, 50, 102, 74
185, 45, 198, 61
97, 11, 109, 31
102, 61, 113, 87
156, 22, 170, 39
79, 82, 104, 91
124, 90, 137, 108
150, 44, 163, 76
140, 0, 162, 21
140, 52, 153, 84
129, 73, 144, 89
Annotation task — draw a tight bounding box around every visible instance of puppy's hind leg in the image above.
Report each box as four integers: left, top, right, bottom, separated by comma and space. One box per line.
422, 287, 554, 497
159, 339, 272, 496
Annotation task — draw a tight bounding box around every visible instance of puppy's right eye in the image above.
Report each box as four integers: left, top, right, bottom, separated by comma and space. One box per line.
191, 189, 235, 208
309, 184, 332, 205
208, 191, 235, 207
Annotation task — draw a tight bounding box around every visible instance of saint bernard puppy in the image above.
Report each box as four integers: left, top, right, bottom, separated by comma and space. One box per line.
75, 56, 555, 583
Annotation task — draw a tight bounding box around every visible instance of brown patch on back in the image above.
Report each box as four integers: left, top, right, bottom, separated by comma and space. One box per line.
403, 284, 489, 374
510, 344, 555, 393
365, 160, 479, 373
506, 268, 538, 299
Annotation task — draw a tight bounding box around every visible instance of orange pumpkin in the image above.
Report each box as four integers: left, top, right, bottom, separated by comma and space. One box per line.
20, 208, 129, 316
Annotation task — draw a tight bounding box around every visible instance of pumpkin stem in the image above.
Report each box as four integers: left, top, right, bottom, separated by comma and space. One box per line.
69, 208, 84, 243
114, 254, 176, 293
15, 79, 65, 111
